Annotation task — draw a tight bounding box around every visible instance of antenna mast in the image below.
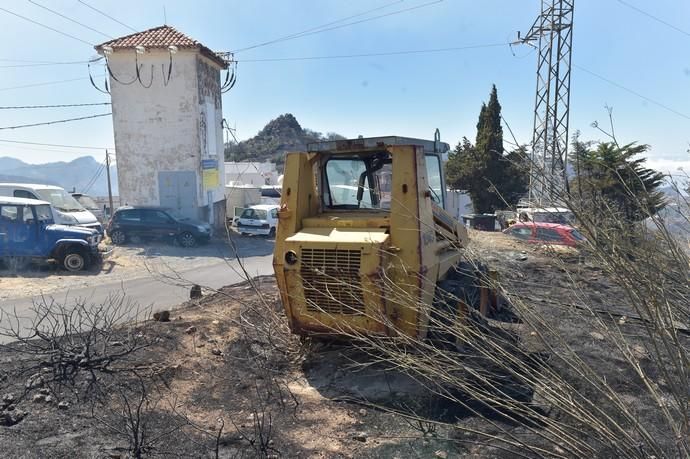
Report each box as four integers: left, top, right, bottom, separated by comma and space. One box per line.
517, 0, 574, 206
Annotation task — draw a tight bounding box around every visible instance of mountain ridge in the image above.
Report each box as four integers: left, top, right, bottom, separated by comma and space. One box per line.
224, 113, 344, 166
0, 156, 117, 196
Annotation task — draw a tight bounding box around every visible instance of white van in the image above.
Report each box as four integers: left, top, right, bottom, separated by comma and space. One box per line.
0, 183, 102, 233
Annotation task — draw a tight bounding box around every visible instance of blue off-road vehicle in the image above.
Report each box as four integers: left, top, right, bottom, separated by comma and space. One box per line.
0, 197, 104, 272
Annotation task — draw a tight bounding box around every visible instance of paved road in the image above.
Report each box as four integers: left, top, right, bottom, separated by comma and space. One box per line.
0, 252, 274, 344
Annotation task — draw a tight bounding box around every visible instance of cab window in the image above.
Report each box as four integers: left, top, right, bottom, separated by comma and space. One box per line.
270, 208, 278, 219
22, 206, 35, 223
425, 155, 444, 207
0, 205, 19, 222
324, 154, 391, 210
325, 159, 371, 208
13, 190, 38, 200
35, 205, 52, 221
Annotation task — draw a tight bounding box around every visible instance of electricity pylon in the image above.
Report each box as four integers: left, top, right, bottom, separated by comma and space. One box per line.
516, 0, 574, 206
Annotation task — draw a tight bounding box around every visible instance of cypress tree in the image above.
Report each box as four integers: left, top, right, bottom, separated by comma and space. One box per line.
446, 85, 527, 213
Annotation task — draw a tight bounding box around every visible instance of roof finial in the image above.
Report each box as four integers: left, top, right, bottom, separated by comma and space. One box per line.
163, 5, 167, 25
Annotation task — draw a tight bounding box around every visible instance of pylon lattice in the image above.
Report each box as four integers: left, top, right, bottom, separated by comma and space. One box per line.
518, 0, 574, 206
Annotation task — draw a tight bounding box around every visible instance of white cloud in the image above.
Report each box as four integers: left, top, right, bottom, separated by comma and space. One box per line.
645, 158, 690, 177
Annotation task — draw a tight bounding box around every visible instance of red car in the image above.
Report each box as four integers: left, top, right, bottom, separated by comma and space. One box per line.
503, 222, 586, 247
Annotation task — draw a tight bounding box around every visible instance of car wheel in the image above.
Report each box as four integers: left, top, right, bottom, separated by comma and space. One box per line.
62, 251, 88, 272
110, 230, 127, 245
179, 232, 196, 248
268, 227, 276, 238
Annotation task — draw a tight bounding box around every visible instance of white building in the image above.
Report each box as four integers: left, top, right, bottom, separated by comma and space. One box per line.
96, 25, 227, 225
224, 161, 277, 186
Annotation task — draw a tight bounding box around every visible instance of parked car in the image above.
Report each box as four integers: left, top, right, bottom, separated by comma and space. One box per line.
237, 204, 279, 237
0, 197, 103, 271
71, 192, 106, 222
0, 183, 102, 233
106, 206, 211, 247
503, 222, 586, 247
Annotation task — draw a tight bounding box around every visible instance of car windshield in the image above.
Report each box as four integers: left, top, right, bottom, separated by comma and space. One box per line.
241, 208, 268, 220
75, 195, 98, 209
570, 229, 586, 241
36, 188, 84, 212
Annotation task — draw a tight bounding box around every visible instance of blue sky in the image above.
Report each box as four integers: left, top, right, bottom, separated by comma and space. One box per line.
0, 0, 688, 175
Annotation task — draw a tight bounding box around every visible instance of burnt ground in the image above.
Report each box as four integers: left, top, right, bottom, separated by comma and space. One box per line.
0, 232, 687, 458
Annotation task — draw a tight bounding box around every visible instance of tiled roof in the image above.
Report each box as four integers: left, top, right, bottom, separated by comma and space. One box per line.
95, 25, 226, 68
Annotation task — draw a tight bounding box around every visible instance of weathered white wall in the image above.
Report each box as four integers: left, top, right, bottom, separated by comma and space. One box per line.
107, 49, 225, 222
224, 162, 277, 186
446, 190, 474, 221
196, 56, 225, 221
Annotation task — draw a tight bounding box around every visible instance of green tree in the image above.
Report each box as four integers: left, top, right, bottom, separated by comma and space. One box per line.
569, 141, 666, 222
446, 85, 528, 213
501, 146, 531, 206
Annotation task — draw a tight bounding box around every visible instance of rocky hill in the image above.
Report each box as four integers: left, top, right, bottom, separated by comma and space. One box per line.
224, 114, 344, 167
0, 156, 117, 196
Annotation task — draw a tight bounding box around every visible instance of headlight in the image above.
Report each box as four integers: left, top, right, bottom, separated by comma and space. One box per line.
197, 225, 208, 232
57, 211, 78, 225
285, 250, 298, 265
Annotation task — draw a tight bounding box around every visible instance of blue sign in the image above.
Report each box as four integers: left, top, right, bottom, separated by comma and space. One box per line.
202, 159, 218, 170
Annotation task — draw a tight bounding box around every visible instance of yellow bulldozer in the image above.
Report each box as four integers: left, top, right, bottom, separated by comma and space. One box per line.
272, 134, 503, 342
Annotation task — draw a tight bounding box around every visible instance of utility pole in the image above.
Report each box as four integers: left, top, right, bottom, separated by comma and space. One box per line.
105, 150, 114, 218
516, 0, 574, 206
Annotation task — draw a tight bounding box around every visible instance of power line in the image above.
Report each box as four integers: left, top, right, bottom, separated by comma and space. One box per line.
232, 0, 444, 53
0, 113, 112, 131
238, 43, 507, 62
232, 0, 405, 53
0, 139, 113, 150
27, 0, 113, 39
0, 6, 93, 46
0, 60, 94, 68
0, 142, 107, 155
574, 64, 690, 121
614, 0, 690, 38
82, 160, 106, 194
0, 102, 111, 110
0, 75, 104, 92
77, 0, 137, 33
0, 58, 57, 63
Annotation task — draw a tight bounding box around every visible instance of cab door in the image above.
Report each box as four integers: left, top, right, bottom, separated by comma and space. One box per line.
0, 204, 38, 256
0, 204, 13, 255
16, 205, 40, 254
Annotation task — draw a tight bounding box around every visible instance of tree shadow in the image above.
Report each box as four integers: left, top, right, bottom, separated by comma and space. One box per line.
117, 235, 275, 260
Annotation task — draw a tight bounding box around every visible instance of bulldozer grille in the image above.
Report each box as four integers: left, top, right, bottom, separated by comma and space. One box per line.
300, 248, 365, 315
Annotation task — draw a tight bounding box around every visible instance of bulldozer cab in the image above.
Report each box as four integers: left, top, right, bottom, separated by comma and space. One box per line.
320, 145, 443, 211
273, 136, 469, 340
317, 136, 445, 206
